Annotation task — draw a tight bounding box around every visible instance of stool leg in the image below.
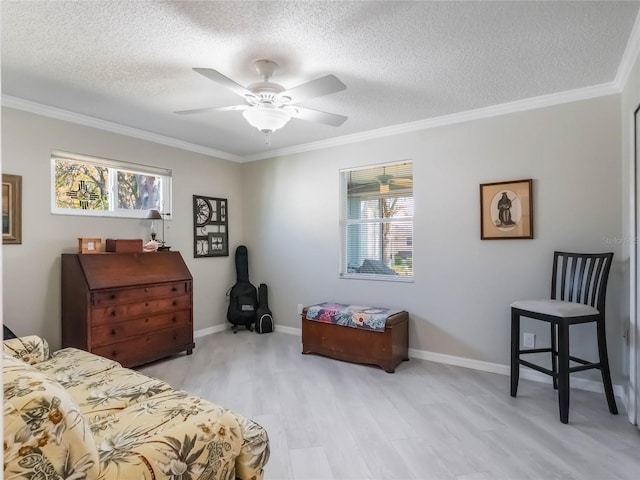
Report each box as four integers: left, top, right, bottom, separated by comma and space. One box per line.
557, 321, 570, 424
551, 323, 558, 390
510, 309, 520, 397
596, 317, 618, 415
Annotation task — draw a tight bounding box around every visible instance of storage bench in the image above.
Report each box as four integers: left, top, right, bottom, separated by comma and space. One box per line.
301, 303, 409, 373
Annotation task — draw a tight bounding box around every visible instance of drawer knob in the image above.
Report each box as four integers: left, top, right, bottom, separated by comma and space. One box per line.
111, 329, 116, 335
172, 301, 177, 306
111, 311, 116, 317
145, 318, 149, 323
171, 287, 177, 292
172, 317, 177, 323
145, 302, 149, 307
110, 294, 116, 299
112, 351, 118, 357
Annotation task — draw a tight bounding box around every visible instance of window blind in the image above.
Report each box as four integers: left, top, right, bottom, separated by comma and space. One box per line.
341, 161, 413, 280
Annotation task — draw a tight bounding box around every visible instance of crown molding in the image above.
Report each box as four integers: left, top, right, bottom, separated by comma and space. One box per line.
3, 80, 621, 165
243, 81, 620, 162
614, 9, 640, 91
1, 95, 243, 163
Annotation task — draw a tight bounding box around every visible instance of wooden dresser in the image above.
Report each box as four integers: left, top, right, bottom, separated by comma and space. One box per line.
61, 251, 194, 367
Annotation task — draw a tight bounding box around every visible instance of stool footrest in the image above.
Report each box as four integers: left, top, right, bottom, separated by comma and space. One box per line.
568, 355, 591, 365
519, 359, 554, 376
520, 358, 600, 375
519, 347, 552, 354
569, 362, 601, 373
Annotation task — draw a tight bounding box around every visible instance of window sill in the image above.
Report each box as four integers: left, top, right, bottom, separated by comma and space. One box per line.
339, 273, 414, 283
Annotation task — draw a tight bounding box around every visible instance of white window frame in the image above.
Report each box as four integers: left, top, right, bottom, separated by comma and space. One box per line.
51, 150, 172, 219
339, 160, 414, 283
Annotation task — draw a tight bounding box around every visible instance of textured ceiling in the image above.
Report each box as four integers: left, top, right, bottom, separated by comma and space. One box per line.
2, 1, 639, 159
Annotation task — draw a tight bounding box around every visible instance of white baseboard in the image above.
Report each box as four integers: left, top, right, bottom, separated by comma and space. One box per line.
275, 325, 303, 336
194, 325, 227, 338
195, 324, 300, 337
408, 347, 507, 375
271, 325, 625, 401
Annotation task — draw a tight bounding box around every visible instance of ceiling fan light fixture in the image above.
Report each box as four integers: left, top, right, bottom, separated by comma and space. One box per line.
380, 183, 390, 194
242, 104, 291, 134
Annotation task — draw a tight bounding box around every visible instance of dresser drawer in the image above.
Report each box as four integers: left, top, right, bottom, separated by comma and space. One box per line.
91, 282, 190, 307
92, 326, 194, 367
91, 294, 191, 325
91, 310, 192, 347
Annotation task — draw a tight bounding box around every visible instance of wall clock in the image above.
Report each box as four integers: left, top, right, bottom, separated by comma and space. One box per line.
193, 195, 228, 258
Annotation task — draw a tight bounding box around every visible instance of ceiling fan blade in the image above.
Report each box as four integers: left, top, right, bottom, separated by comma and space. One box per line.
174, 104, 250, 115
279, 74, 346, 104
193, 68, 256, 99
349, 182, 378, 190
391, 178, 413, 187
213, 105, 251, 112
287, 106, 347, 127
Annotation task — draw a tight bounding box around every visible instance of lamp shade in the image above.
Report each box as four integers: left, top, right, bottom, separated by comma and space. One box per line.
242, 104, 291, 133
147, 209, 162, 220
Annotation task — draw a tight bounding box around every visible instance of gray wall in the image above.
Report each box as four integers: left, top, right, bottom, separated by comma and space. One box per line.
242, 95, 625, 381
1, 94, 626, 383
1, 107, 244, 349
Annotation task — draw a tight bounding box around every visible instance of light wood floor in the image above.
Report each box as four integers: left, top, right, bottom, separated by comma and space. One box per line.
139, 331, 640, 480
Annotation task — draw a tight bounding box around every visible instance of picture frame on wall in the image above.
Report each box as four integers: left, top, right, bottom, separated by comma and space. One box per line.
480, 179, 533, 240
2, 174, 22, 245
193, 195, 229, 257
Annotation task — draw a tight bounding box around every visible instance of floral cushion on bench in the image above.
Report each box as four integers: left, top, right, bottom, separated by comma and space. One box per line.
305, 302, 402, 332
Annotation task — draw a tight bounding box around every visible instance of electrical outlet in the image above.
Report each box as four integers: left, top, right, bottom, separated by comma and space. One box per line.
297, 304, 303, 314
523, 332, 535, 349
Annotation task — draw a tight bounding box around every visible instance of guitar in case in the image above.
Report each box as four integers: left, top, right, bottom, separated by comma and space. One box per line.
255, 283, 274, 334
227, 246, 258, 333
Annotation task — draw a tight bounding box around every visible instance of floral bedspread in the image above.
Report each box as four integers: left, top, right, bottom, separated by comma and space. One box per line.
305, 302, 401, 332
3, 336, 270, 480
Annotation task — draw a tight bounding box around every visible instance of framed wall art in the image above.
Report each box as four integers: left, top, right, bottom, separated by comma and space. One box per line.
193, 195, 228, 257
480, 179, 533, 240
3, 174, 22, 245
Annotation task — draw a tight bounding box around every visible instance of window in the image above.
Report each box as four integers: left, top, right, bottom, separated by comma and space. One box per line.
340, 161, 413, 281
52, 151, 171, 218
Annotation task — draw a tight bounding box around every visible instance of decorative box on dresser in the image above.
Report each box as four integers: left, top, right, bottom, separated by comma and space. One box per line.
61, 251, 194, 368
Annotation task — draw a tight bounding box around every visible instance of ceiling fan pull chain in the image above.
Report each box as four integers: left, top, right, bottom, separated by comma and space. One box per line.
264, 131, 272, 145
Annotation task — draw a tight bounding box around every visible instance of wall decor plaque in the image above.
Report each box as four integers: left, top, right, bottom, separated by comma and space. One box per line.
480, 179, 533, 240
193, 195, 228, 257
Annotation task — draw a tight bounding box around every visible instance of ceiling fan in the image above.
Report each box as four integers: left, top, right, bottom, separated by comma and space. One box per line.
175, 59, 347, 143
374, 173, 413, 194
349, 169, 413, 194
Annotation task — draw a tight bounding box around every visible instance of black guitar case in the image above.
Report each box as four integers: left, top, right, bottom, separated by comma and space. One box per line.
255, 283, 274, 334
227, 246, 258, 333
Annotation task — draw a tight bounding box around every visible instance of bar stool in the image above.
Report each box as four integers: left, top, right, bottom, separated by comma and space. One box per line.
510, 251, 617, 423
